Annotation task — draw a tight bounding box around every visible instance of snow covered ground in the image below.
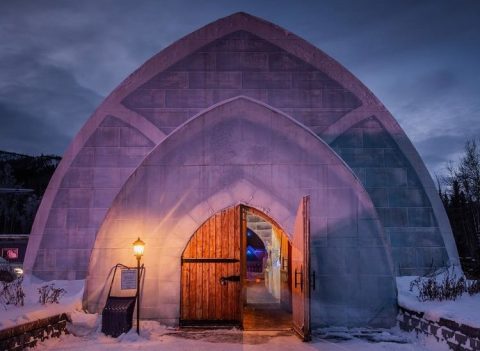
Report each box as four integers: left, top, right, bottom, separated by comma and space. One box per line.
397, 270, 480, 328
1, 273, 477, 350
35, 319, 447, 351
0, 276, 84, 329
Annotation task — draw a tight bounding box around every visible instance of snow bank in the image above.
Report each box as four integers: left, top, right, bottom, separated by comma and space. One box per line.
0, 275, 84, 330
68, 311, 101, 336
397, 271, 480, 328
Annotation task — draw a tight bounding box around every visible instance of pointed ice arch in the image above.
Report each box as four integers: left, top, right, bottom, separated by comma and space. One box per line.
86, 96, 397, 327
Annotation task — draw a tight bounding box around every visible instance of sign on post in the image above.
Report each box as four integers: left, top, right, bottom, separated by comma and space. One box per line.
121, 269, 137, 290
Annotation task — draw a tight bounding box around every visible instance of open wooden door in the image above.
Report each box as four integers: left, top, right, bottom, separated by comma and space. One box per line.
291, 196, 311, 341
280, 229, 292, 312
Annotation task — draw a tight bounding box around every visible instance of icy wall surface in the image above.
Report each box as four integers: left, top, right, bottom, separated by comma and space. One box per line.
86, 97, 396, 327
331, 118, 448, 275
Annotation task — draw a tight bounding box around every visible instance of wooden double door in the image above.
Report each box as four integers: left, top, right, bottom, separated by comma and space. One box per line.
180, 199, 311, 340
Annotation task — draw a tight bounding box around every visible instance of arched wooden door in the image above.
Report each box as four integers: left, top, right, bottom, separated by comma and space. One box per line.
180, 205, 245, 325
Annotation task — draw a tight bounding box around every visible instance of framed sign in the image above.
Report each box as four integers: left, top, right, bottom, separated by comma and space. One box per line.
1, 248, 19, 260
121, 269, 137, 290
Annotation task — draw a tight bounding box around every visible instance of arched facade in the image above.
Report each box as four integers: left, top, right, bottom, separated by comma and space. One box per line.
25, 12, 458, 328
85, 97, 396, 327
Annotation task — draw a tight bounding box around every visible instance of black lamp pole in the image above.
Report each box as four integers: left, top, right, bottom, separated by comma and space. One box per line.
132, 237, 145, 335
136, 255, 141, 334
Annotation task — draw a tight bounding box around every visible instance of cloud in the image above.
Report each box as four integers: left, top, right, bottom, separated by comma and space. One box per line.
0, 102, 69, 155
0, 51, 102, 155
416, 135, 473, 176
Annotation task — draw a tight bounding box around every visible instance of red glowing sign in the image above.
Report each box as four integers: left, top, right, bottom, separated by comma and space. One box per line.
2, 248, 19, 260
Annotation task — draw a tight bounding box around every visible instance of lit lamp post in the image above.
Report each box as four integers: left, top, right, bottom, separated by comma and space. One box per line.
132, 237, 145, 334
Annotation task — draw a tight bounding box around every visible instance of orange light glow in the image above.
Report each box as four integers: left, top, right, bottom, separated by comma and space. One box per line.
132, 237, 145, 258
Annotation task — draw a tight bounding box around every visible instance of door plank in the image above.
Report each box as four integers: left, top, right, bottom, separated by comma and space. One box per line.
181, 262, 187, 319
202, 221, 209, 319
227, 209, 233, 320
214, 214, 221, 320
291, 196, 311, 341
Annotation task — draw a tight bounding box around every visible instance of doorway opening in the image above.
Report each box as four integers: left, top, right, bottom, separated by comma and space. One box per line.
179, 205, 293, 331
243, 207, 292, 331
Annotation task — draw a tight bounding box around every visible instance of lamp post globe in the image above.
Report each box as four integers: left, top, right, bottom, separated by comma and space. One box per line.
133, 237, 145, 258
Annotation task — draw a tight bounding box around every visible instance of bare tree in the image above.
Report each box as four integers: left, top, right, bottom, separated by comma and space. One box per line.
442, 138, 480, 278
445, 139, 480, 202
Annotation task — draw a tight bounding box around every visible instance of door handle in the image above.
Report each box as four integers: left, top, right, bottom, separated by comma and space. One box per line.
294, 267, 303, 291
220, 275, 240, 285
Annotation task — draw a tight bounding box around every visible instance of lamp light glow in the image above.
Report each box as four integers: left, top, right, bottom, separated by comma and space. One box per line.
132, 237, 145, 258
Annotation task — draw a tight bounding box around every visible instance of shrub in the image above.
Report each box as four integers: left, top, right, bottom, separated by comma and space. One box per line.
410, 266, 480, 301
38, 283, 67, 304
0, 276, 25, 308
0, 269, 16, 283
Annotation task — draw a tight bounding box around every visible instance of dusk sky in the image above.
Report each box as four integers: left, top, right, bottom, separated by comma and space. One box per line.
0, 0, 479, 176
